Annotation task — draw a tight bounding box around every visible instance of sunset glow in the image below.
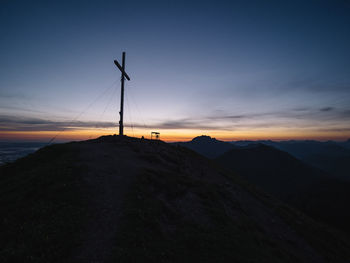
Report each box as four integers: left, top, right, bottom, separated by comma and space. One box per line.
1, 1, 349, 143
1, 126, 348, 143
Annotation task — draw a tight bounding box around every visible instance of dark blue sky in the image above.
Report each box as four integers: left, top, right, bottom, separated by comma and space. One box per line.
1, 0, 350, 141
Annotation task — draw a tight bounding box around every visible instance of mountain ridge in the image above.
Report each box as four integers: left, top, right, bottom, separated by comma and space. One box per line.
176, 136, 350, 234
1, 135, 350, 262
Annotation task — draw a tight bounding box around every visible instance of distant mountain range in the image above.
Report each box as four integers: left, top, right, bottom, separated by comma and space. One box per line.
176, 136, 350, 181
177, 136, 350, 234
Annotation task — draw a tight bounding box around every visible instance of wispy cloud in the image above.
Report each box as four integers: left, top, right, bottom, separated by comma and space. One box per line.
320, 107, 334, 112
0, 115, 116, 131
1, 106, 350, 133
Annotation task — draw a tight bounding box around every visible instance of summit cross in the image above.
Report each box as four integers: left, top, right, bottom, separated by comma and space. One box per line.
114, 52, 131, 136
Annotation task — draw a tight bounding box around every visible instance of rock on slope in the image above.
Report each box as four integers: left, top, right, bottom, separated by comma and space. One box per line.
0, 135, 350, 263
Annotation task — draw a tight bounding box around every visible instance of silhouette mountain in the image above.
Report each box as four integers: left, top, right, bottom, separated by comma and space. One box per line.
1, 135, 350, 262
174, 135, 235, 158
215, 143, 350, 234
231, 140, 350, 181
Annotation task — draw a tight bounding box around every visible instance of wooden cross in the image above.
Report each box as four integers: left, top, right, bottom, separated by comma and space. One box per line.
114, 52, 131, 136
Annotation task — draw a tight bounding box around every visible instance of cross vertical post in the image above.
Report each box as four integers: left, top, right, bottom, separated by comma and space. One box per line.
119, 52, 125, 136
114, 52, 131, 136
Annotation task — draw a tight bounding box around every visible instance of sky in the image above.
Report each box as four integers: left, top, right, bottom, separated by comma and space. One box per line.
0, 0, 350, 142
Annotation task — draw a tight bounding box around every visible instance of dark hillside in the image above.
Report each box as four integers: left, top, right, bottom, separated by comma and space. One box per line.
216, 144, 328, 196
215, 143, 350, 235
265, 141, 350, 181
231, 140, 350, 181
342, 139, 350, 149
1, 136, 350, 262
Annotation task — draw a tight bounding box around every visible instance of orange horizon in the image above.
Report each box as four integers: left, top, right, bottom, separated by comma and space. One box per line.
0, 127, 349, 142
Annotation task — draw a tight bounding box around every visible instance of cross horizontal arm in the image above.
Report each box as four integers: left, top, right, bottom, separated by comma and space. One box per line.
114, 60, 130, 80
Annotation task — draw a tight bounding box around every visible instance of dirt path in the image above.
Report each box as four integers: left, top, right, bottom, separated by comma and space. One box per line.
73, 141, 143, 262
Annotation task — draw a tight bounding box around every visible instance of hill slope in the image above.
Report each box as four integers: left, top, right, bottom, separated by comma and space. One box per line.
216, 143, 328, 197
1, 136, 350, 262
215, 143, 350, 234
231, 140, 350, 181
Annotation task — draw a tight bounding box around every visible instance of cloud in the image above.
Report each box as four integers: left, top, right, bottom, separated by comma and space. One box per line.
320, 107, 334, 112
0, 115, 222, 132
318, 127, 350, 133
1, 106, 350, 133
339, 109, 350, 118
218, 115, 246, 119
151, 118, 229, 130
0, 115, 117, 131
0, 105, 46, 114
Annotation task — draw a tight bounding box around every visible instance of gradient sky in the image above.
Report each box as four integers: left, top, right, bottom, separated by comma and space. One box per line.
1, 0, 350, 142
